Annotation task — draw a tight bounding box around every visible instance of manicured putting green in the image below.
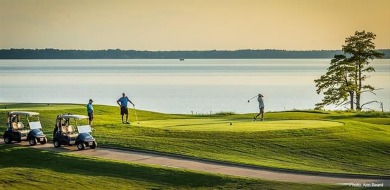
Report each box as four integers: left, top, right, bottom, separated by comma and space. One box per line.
136, 119, 343, 132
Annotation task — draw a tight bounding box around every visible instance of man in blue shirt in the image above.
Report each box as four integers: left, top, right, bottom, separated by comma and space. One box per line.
117, 93, 135, 124
86, 99, 94, 125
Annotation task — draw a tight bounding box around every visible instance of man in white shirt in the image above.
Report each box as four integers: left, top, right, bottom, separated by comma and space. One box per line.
254, 94, 265, 121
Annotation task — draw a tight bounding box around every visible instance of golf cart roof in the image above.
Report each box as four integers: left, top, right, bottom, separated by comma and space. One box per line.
9, 111, 39, 116
58, 114, 89, 120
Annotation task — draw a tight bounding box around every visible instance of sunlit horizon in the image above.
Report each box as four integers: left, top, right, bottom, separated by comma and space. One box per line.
1, 0, 389, 51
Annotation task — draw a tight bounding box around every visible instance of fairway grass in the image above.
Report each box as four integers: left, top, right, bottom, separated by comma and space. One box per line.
0, 145, 354, 190
136, 119, 343, 132
1, 103, 389, 177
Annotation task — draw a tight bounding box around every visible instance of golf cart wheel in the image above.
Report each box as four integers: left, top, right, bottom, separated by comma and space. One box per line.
77, 143, 85, 150
29, 138, 37, 146
40, 137, 47, 145
3, 136, 12, 144
53, 140, 61, 148
90, 141, 97, 149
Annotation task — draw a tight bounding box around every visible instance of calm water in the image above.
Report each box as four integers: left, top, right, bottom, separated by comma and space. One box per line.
0, 59, 389, 113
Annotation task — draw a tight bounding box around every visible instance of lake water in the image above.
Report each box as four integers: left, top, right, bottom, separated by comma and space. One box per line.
0, 59, 389, 113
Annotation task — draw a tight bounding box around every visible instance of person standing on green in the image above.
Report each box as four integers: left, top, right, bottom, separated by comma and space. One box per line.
86, 99, 94, 125
117, 93, 135, 124
254, 94, 265, 121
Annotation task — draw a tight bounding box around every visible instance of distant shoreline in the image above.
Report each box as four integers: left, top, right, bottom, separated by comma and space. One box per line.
1, 48, 389, 59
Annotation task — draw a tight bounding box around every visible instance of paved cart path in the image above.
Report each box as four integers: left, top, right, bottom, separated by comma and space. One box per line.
2, 140, 389, 187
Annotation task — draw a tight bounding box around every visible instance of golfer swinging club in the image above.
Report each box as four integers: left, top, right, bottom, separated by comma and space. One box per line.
254, 94, 265, 121
117, 93, 135, 124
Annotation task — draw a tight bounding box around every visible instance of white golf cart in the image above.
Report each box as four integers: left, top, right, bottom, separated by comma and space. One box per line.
53, 114, 97, 150
3, 111, 47, 145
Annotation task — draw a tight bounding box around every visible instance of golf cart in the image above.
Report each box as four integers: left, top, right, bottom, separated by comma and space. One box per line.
53, 114, 97, 150
3, 111, 47, 145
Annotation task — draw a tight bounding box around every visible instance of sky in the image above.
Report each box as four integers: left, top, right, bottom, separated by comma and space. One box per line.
0, 0, 389, 50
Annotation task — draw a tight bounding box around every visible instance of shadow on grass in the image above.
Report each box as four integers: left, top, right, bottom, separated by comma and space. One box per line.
0, 144, 249, 188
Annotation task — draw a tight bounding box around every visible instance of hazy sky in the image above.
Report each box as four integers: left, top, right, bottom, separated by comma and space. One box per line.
0, 0, 389, 50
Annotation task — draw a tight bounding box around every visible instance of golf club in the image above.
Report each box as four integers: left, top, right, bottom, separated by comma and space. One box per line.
133, 105, 140, 124
247, 95, 258, 103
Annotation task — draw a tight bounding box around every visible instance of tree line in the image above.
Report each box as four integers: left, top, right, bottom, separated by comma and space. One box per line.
0, 48, 389, 59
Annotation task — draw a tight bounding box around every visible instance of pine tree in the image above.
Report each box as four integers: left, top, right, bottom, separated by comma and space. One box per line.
315, 31, 383, 110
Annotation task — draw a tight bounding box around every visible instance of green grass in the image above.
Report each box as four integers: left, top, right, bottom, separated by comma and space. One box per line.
136, 119, 343, 132
1, 103, 389, 176
0, 145, 354, 190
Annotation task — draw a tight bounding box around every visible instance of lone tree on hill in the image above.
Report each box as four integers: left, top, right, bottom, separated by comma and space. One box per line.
314, 31, 384, 110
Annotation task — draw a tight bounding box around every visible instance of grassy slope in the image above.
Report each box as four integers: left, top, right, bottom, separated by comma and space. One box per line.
1, 103, 389, 176
136, 119, 343, 131
0, 145, 354, 190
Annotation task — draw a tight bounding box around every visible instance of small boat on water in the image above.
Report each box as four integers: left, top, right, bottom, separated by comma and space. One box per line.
179, 58, 184, 61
